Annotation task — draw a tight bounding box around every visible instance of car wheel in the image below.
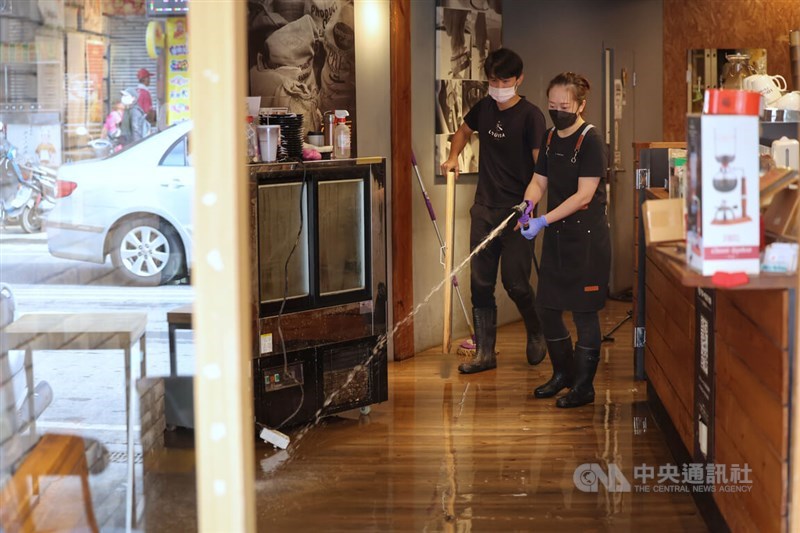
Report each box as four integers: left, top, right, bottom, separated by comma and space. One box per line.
110, 216, 185, 286
20, 205, 42, 233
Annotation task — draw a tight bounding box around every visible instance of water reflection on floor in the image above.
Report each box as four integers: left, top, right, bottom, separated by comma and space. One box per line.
137, 301, 707, 532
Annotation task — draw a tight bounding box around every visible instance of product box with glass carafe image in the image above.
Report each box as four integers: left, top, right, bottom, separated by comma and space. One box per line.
685, 114, 760, 275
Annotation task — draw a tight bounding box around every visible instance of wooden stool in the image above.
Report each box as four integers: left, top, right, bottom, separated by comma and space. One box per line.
0, 434, 99, 531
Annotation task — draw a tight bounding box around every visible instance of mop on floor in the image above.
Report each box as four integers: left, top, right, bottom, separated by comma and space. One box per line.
411, 151, 477, 356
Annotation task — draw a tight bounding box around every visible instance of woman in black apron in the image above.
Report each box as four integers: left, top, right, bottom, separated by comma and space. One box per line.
518, 72, 610, 408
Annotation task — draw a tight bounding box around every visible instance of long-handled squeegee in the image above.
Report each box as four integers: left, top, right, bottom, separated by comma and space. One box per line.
411, 151, 475, 353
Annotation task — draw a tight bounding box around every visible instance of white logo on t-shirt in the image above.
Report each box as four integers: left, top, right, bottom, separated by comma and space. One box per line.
488, 120, 505, 139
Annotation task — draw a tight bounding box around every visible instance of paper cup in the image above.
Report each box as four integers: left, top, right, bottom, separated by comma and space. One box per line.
258, 125, 280, 162
246, 96, 261, 118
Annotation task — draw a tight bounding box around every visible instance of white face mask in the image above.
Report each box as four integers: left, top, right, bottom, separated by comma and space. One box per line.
488, 84, 516, 103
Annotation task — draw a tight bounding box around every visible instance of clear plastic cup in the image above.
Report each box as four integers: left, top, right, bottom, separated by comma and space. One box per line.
257, 125, 280, 162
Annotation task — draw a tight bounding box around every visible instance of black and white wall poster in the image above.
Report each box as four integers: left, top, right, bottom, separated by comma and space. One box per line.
435, 0, 502, 176
248, 0, 356, 144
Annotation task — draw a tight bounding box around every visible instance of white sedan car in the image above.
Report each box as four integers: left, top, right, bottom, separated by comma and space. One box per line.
46, 121, 193, 286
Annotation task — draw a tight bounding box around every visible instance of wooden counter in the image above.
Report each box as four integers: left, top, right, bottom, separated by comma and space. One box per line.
649, 245, 795, 290
645, 245, 794, 532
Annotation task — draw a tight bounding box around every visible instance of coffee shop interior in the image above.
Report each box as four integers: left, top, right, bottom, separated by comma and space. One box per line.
2, 0, 800, 531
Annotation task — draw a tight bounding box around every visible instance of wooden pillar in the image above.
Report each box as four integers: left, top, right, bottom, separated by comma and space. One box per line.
189, 1, 255, 531
390, 0, 414, 360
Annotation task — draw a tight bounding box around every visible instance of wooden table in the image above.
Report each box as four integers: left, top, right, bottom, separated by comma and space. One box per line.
3, 312, 147, 532
166, 304, 193, 377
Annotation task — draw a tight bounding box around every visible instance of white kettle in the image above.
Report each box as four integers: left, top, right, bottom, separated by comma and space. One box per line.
771, 136, 800, 171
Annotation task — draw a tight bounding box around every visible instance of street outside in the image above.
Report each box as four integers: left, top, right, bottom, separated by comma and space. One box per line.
1, 224, 195, 527
1, 225, 195, 439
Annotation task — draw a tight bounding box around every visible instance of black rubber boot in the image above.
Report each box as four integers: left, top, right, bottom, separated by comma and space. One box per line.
458, 307, 497, 374
556, 345, 600, 408
533, 337, 573, 398
518, 303, 546, 365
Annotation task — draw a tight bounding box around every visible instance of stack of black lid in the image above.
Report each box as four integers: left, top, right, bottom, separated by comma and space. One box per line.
260, 113, 304, 161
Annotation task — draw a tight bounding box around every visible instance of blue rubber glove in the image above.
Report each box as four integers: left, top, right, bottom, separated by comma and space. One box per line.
520, 215, 548, 240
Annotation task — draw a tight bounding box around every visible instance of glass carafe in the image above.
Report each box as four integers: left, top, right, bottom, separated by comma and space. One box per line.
720, 53, 757, 89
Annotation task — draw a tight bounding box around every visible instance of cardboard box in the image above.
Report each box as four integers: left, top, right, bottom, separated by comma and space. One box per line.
760, 167, 798, 208
685, 114, 760, 275
764, 187, 800, 238
642, 198, 685, 245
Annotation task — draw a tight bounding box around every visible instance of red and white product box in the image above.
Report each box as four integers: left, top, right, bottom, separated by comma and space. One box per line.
685, 114, 760, 275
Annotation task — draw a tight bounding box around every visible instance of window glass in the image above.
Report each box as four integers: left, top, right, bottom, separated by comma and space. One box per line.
161, 136, 187, 166
0, 3, 195, 530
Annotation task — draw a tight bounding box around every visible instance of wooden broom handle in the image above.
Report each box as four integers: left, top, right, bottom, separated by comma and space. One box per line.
442, 170, 456, 354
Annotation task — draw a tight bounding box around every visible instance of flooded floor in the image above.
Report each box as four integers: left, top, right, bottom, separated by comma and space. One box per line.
139, 300, 708, 532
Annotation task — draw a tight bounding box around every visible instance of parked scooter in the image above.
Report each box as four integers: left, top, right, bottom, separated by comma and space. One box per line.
0, 143, 57, 233
19, 165, 57, 233
1, 145, 34, 228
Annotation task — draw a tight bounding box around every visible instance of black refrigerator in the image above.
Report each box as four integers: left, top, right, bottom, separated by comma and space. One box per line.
250, 158, 388, 429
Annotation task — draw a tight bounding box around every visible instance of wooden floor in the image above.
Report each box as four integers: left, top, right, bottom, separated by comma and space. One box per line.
140, 300, 708, 531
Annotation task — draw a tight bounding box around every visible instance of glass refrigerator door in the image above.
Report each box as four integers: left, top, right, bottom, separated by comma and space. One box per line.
258, 182, 310, 304
317, 178, 367, 297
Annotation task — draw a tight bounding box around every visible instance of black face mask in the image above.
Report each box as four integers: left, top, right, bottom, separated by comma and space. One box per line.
549, 109, 579, 130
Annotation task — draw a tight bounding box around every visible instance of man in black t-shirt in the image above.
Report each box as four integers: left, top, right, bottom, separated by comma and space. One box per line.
441, 48, 547, 374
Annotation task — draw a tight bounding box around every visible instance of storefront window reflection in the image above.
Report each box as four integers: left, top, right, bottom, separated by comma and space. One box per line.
0, 0, 193, 529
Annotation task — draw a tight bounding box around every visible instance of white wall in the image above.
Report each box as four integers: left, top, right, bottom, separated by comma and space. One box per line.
355, 0, 392, 161
410, 0, 495, 354
354, 0, 393, 355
